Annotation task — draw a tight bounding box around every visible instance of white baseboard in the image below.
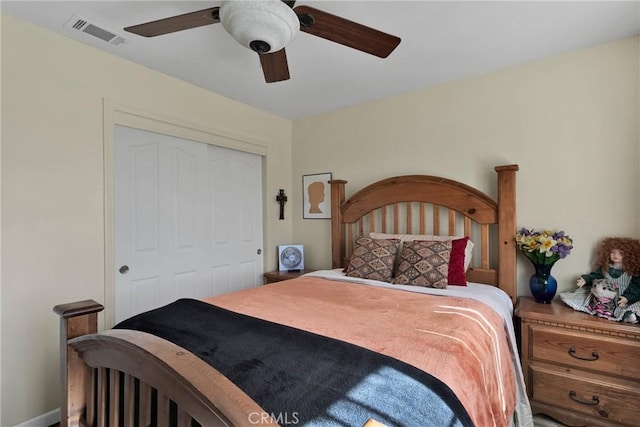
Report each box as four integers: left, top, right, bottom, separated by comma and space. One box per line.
13, 408, 60, 427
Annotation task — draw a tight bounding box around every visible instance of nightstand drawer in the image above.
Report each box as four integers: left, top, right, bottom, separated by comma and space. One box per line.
531, 362, 640, 426
529, 323, 640, 378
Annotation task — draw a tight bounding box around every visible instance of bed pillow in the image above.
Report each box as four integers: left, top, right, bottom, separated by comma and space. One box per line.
392, 240, 452, 288
370, 232, 474, 271
345, 237, 400, 282
447, 237, 468, 286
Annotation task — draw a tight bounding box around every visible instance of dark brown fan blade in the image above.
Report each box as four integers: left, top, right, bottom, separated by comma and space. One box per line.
259, 49, 290, 83
124, 7, 220, 37
294, 5, 400, 58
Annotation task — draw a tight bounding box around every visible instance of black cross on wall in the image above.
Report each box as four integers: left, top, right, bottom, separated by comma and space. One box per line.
276, 189, 287, 220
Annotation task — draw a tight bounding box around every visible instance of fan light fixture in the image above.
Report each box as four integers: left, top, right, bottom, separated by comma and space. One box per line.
124, 2, 401, 83
219, 0, 300, 54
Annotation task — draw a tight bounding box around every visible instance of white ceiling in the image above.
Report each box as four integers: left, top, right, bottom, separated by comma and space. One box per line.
3, 1, 639, 119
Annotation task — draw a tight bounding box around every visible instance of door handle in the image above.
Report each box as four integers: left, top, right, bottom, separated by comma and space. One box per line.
119, 265, 129, 274
257, 249, 262, 255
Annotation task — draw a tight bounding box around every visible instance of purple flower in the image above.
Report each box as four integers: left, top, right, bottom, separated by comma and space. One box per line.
557, 246, 571, 258
518, 227, 531, 236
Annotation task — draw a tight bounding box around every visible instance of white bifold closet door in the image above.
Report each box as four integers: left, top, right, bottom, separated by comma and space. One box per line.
114, 125, 263, 323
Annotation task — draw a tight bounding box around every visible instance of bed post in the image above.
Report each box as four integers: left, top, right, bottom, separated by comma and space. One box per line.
495, 165, 519, 304
53, 300, 104, 426
330, 179, 347, 269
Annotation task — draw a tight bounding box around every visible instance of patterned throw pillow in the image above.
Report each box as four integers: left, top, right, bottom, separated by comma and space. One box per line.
346, 237, 400, 282
392, 240, 452, 288
370, 232, 474, 271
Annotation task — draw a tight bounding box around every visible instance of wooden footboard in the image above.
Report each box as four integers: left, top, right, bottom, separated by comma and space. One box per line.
54, 300, 277, 426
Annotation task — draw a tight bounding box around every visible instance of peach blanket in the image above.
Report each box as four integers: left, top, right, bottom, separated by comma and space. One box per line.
205, 276, 515, 427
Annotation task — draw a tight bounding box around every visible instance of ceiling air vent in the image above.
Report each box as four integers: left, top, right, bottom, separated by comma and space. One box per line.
64, 14, 127, 46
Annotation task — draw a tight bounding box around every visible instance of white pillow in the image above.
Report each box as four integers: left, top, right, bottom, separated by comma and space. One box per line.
369, 232, 474, 271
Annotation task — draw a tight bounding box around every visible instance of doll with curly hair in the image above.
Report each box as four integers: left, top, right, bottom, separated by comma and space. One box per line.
560, 237, 640, 323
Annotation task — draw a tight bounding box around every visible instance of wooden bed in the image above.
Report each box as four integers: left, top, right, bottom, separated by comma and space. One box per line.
54, 164, 519, 427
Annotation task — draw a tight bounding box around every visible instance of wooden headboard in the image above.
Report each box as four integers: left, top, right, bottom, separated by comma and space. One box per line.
330, 165, 518, 303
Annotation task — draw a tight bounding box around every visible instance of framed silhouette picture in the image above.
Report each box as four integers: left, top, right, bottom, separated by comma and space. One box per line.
302, 172, 332, 219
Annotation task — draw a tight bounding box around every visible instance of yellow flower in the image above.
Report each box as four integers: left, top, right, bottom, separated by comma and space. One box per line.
538, 236, 557, 255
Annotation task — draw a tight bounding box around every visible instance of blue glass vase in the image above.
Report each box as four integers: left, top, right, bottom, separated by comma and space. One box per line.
529, 262, 557, 304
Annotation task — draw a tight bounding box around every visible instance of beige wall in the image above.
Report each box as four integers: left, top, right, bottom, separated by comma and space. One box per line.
292, 36, 640, 297
1, 15, 292, 426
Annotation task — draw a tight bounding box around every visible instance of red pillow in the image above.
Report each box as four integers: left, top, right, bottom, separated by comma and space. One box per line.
448, 237, 468, 286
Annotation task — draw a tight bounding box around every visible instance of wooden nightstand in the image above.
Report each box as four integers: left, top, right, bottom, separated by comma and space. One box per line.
515, 296, 640, 426
263, 269, 314, 284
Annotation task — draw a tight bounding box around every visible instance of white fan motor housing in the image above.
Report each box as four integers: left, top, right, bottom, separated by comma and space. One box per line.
219, 0, 300, 53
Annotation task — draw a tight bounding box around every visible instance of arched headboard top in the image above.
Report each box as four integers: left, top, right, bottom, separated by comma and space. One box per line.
341, 174, 498, 224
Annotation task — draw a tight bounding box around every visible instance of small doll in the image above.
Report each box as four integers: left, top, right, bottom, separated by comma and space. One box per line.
588, 278, 619, 319
560, 237, 640, 323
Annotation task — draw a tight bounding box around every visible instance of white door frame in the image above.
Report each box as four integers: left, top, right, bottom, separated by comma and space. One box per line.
103, 98, 268, 327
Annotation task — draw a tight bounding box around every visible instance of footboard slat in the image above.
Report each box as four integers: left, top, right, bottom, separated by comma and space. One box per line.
123, 374, 135, 426
55, 300, 278, 427
109, 369, 120, 426
86, 368, 96, 426
96, 368, 107, 427
177, 408, 192, 427
158, 390, 171, 426
138, 382, 152, 427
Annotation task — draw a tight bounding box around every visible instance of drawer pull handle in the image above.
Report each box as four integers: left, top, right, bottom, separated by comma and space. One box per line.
569, 390, 600, 406
568, 347, 599, 361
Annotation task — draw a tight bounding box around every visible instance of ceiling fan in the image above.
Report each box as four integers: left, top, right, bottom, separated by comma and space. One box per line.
124, 0, 401, 83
